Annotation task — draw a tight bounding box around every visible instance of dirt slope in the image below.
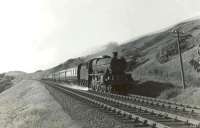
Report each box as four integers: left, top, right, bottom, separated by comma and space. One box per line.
0, 80, 82, 128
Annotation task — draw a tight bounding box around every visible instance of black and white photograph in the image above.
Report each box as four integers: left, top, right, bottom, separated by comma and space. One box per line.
1, 0, 200, 128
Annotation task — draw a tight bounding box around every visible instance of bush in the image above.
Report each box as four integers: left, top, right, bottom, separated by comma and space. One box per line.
0, 73, 5, 78
158, 88, 182, 99
0, 76, 14, 93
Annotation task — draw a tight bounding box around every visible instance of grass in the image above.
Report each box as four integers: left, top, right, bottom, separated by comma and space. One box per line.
171, 87, 200, 106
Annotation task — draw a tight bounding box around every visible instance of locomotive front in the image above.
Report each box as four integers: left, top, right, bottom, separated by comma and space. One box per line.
88, 56, 112, 92
88, 55, 132, 95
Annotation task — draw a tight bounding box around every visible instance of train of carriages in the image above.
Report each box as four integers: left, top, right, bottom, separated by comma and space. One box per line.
45, 53, 133, 95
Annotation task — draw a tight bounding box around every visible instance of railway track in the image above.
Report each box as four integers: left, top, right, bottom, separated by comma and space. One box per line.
44, 81, 200, 128
91, 91, 200, 120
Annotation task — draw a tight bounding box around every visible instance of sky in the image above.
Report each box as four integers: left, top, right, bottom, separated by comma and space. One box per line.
0, 0, 200, 73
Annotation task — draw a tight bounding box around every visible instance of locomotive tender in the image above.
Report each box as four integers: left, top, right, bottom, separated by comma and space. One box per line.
46, 54, 132, 95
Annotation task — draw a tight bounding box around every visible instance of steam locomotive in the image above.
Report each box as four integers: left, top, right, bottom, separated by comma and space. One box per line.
45, 54, 133, 95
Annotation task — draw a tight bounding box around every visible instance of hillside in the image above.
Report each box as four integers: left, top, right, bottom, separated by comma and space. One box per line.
128, 19, 200, 87
5, 71, 26, 77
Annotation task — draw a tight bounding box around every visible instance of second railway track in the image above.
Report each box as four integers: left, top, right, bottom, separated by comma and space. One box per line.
43, 81, 200, 128
91, 91, 200, 120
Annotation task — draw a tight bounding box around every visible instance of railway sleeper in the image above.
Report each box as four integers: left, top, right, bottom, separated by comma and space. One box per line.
98, 93, 200, 126
107, 92, 198, 116
87, 90, 200, 127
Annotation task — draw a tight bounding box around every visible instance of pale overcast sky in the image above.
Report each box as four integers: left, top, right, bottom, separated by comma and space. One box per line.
0, 0, 200, 73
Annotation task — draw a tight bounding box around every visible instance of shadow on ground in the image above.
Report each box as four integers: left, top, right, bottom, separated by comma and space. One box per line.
129, 80, 175, 98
